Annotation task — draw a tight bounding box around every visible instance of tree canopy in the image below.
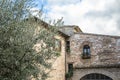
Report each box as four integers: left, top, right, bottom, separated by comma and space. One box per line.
0, 0, 60, 80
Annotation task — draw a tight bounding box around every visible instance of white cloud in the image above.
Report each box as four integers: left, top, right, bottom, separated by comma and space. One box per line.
29, 8, 45, 18
45, 0, 120, 36
30, 8, 41, 16
47, 0, 80, 5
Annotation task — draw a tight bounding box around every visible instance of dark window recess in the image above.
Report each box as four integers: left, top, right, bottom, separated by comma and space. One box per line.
68, 64, 73, 72
82, 45, 91, 59
66, 63, 73, 78
66, 41, 70, 52
80, 73, 113, 80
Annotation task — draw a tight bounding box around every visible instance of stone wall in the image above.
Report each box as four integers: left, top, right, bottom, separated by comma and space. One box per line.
47, 35, 66, 80
66, 33, 120, 80
59, 26, 82, 36
72, 68, 120, 80
67, 33, 120, 67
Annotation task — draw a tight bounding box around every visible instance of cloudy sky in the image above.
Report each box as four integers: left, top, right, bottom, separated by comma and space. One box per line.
35, 0, 120, 36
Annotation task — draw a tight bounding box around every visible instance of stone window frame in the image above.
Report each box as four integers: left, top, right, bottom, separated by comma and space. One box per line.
80, 41, 93, 59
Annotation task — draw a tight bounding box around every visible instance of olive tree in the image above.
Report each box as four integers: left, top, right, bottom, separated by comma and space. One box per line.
0, 0, 59, 80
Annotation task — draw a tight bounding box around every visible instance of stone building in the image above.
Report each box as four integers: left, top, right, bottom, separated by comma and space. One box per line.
50, 25, 120, 80
33, 18, 120, 80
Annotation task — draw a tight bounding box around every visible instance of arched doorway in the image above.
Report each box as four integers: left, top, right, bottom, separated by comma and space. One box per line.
80, 73, 113, 80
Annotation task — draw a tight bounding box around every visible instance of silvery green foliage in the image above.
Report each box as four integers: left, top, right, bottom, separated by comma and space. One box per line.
0, 0, 59, 80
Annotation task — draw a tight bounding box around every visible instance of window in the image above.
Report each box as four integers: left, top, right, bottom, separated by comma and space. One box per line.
82, 45, 91, 59
68, 63, 73, 73
66, 63, 73, 78
55, 39, 61, 51
66, 41, 70, 53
